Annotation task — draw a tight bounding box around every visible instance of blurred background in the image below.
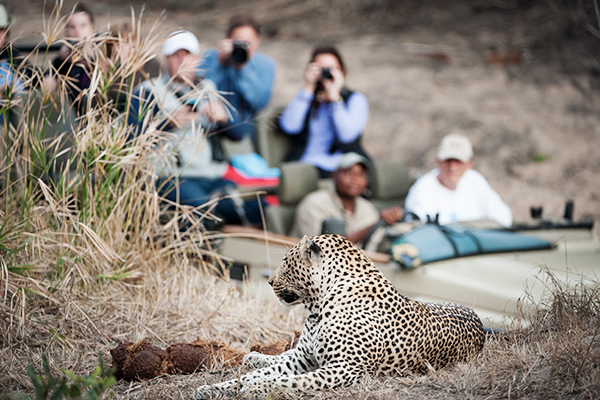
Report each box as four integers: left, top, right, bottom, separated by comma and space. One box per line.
5, 0, 600, 227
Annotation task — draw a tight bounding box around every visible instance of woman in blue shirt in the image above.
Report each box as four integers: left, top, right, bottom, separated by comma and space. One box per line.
279, 45, 370, 178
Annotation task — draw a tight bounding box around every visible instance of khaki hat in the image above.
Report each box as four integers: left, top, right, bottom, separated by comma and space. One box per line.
437, 134, 473, 162
163, 30, 200, 56
337, 152, 371, 172
0, 5, 12, 29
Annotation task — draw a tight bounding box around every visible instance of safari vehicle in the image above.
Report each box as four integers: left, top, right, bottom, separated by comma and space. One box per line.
220, 207, 599, 331
219, 112, 600, 331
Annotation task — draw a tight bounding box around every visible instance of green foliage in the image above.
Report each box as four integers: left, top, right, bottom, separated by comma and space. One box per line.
8, 352, 115, 400
531, 152, 548, 163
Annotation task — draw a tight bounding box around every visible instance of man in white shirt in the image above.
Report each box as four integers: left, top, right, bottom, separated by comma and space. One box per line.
404, 134, 512, 227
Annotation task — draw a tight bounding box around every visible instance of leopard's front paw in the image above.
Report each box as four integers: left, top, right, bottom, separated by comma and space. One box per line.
194, 381, 240, 399
193, 385, 219, 400
244, 351, 273, 368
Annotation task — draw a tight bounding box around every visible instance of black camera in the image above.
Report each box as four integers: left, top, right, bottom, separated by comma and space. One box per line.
321, 67, 333, 80
231, 40, 249, 65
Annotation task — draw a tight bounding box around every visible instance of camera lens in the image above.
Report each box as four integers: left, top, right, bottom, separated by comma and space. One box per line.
321, 67, 333, 80
231, 41, 249, 65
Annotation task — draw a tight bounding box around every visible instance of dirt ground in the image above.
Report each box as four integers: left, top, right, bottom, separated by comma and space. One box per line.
6, 0, 600, 228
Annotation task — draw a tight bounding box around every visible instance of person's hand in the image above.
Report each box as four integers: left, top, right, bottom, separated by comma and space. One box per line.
58, 44, 71, 61
200, 101, 228, 125
303, 62, 322, 93
217, 39, 234, 65
40, 74, 58, 93
322, 67, 345, 102
172, 106, 200, 128
380, 206, 404, 225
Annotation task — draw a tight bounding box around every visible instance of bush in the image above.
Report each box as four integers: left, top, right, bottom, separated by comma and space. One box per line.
8, 352, 115, 400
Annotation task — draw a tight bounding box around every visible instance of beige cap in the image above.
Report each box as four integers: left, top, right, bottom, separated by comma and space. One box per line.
437, 134, 473, 162
337, 152, 371, 172
0, 5, 12, 29
163, 30, 200, 56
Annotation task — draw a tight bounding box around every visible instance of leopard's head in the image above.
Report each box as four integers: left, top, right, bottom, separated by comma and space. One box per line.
267, 235, 324, 306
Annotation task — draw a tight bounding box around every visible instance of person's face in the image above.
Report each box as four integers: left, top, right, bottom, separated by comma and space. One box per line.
111, 35, 132, 60
0, 28, 7, 48
166, 49, 199, 83
228, 25, 260, 59
437, 158, 473, 190
313, 53, 343, 75
65, 12, 94, 40
334, 163, 369, 199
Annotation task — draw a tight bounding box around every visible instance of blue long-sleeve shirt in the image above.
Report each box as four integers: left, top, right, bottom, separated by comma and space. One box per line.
279, 88, 369, 172
197, 49, 275, 141
0, 59, 25, 126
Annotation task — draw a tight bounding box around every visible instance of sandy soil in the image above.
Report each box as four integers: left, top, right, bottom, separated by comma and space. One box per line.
7, 0, 600, 229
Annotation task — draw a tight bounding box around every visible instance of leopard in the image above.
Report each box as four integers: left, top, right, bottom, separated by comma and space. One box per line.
194, 234, 485, 399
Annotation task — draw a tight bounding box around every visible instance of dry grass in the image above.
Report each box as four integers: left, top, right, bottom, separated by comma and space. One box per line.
89, 269, 599, 400
1, 2, 303, 396
2, 2, 600, 399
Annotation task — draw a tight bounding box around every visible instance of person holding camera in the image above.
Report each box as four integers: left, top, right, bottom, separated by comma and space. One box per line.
279, 45, 370, 178
128, 31, 266, 226
46, 3, 96, 109
0, 4, 26, 126
196, 14, 275, 144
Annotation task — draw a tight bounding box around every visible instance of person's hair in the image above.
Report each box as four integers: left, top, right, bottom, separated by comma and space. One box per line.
226, 14, 260, 37
309, 45, 346, 75
72, 3, 95, 25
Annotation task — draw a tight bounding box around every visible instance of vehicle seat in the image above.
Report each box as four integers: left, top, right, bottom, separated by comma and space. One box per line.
217, 106, 290, 165
265, 162, 319, 236
221, 134, 255, 160
369, 160, 413, 211
255, 106, 292, 168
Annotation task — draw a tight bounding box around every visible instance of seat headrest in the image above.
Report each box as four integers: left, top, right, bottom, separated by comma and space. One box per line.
278, 162, 319, 205
370, 161, 411, 200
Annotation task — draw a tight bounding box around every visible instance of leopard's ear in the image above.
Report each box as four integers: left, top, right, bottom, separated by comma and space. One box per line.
308, 239, 321, 254
299, 236, 321, 261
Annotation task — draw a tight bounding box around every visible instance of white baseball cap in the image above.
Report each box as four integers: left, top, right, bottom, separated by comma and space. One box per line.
437, 134, 473, 162
0, 5, 13, 29
163, 30, 200, 56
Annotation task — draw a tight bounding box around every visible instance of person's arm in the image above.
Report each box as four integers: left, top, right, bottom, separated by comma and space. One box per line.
231, 54, 275, 112
127, 87, 170, 137
198, 50, 274, 140
404, 181, 434, 224
346, 206, 403, 244
291, 196, 328, 238
51, 48, 70, 76
484, 186, 513, 227
330, 91, 369, 143
346, 224, 376, 244
215, 57, 275, 140
278, 89, 313, 135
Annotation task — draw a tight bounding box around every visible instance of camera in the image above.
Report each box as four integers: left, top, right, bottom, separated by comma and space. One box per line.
321, 67, 333, 80
230, 40, 249, 65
